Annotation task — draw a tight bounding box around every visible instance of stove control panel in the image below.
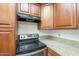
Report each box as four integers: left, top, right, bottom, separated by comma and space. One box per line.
18, 34, 39, 40
20, 35, 28, 39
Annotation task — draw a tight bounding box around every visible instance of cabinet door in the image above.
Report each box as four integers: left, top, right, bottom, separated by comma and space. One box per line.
0, 28, 16, 56
48, 48, 60, 56
17, 3, 30, 14
76, 4, 79, 28
40, 4, 54, 29
54, 3, 76, 29
30, 4, 40, 16
0, 4, 16, 28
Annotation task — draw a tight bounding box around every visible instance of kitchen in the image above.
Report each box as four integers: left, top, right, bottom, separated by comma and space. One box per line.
0, 3, 79, 56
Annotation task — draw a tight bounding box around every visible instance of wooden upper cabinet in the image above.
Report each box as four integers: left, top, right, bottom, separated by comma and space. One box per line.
0, 4, 16, 28
0, 28, 16, 56
30, 4, 41, 17
77, 4, 79, 28
40, 4, 54, 29
17, 3, 30, 14
53, 3, 77, 29
17, 3, 40, 17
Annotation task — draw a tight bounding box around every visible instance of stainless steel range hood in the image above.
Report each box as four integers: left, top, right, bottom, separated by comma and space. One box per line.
17, 13, 40, 23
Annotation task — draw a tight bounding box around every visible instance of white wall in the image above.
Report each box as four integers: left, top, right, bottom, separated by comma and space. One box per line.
18, 21, 79, 41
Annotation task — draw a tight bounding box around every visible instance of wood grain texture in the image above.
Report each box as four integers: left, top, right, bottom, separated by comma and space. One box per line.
53, 3, 77, 29
76, 4, 79, 28
0, 28, 16, 56
0, 4, 16, 56
30, 3, 41, 17
17, 3, 41, 17
17, 3, 30, 15
48, 48, 60, 56
0, 4, 16, 28
40, 4, 54, 29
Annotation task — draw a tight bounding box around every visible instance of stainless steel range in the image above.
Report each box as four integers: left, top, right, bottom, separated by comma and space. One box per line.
16, 34, 47, 56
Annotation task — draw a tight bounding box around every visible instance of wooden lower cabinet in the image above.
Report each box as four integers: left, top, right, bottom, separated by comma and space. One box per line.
48, 48, 60, 56
0, 28, 16, 56
0, 3, 16, 56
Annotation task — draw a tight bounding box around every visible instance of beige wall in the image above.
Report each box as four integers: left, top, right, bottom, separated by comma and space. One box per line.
18, 22, 79, 41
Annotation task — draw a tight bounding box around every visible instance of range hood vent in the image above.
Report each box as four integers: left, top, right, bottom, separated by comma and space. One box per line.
17, 13, 40, 23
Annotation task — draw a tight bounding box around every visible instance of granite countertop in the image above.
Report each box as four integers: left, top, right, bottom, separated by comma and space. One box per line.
39, 36, 79, 56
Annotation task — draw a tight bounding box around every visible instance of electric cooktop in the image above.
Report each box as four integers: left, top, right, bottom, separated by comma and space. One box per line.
16, 34, 46, 55
16, 40, 46, 55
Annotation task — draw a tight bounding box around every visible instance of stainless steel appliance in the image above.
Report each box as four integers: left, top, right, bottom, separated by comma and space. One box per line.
16, 34, 47, 56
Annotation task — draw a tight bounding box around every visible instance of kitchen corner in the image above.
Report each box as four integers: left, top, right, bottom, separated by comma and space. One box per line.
39, 35, 79, 56
1, 3, 79, 56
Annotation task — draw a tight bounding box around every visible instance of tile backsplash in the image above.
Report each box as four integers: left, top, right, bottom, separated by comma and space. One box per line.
17, 21, 79, 41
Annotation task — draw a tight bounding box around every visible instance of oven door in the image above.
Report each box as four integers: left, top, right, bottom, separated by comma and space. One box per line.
17, 47, 47, 56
